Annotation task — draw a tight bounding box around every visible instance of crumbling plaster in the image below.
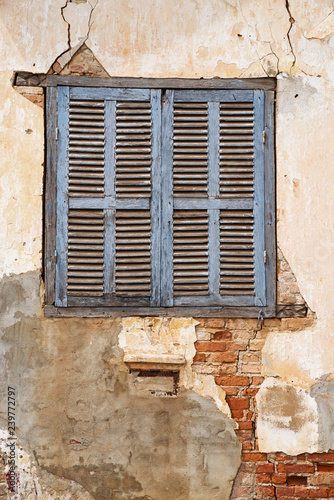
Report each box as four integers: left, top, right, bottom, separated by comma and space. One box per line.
0, 0, 334, 476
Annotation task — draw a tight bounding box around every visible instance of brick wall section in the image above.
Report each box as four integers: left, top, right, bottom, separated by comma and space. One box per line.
192, 317, 334, 500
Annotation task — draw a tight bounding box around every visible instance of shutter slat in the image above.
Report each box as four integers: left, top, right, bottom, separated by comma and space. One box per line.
115, 210, 151, 296
67, 209, 104, 296
220, 209, 255, 295
173, 103, 208, 197
68, 99, 105, 198
173, 210, 209, 296
115, 102, 152, 198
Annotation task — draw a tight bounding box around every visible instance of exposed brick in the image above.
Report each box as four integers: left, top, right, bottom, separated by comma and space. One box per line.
318, 464, 334, 473
242, 442, 253, 450
309, 487, 329, 497
309, 453, 334, 462
218, 364, 237, 375
237, 421, 253, 430
256, 473, 272, 483
280, 318, 314, 330
246, 411, 253, 420
193, 352, 205, 363
195, 341, 226, 352
235, 430, 253, 441
276, 486, 296, 497
252, 376, 265, 385
230, 485, 252, 498
241, 352, 261, 363
207, 352, 238, 363
311, 473, 334, 486
233, 471, 254, 486
249, 339, 266, 350
215, 376, 249, 386
242, 452, 267, 462
231, 409, 244, 419
212, 330, 232, 341
226, 319, 258, 330
264, 318, 281, 327
195, 328, 211, 341
276, 452, 296, 461
256, 464, 274, 473
241, 364, 261, 374
191, 364, 220, 375
255, 484, 275, 496
277, 463, 314, 474
294, 485, 309, 498
240, 462, 257, 473
243, 387, 259, 396
272, 473, 287, 484
226, 398, 249, 410
195, 318, 226, 328
287, 475, 308, 486
224, 386, 239, 396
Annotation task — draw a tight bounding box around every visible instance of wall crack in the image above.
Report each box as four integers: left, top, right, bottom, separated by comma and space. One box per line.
285, 0, 296, 69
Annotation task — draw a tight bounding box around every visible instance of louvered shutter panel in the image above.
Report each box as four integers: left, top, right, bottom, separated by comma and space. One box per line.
161, 89, 266, 308
55, 87, 161, 307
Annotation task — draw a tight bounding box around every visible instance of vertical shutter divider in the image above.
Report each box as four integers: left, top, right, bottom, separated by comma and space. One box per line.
150, 90, 162, 306
161, 90, 174, 306
104, 100, 116, 294
208, 101, 221, 297
55, 86, 70, 307
253, 90, 266, 306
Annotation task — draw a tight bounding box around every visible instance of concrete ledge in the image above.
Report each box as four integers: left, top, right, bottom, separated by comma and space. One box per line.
123, 353, 185, 370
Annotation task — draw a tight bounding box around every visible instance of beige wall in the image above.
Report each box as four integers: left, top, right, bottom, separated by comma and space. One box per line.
1, 0, 334, 494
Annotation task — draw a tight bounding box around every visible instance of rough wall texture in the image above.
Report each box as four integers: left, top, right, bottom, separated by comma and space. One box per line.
1, 0, 334, 498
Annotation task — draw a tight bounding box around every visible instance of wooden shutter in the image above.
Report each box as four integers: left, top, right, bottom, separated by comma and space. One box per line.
55, 87, 161, 307
161, 89, 267, 308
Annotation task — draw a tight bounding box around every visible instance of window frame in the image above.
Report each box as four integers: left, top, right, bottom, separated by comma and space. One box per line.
44, 76, 276, 318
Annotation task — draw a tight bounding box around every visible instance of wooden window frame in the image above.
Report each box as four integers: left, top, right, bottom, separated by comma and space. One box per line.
44, 76, 276, 318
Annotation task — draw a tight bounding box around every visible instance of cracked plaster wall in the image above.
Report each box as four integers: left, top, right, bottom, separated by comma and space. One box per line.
1, 0, 334, 490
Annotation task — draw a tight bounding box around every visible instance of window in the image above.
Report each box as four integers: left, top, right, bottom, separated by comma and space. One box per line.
44, 77, 276, 317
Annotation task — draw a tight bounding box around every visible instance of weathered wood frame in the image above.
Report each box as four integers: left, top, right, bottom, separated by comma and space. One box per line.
44, 77, 276, 318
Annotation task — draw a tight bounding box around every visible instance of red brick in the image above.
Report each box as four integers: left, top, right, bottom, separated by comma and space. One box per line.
278, 464, 314, 474
247, 411, 253, 420
224, 387, 239, 396
240, 462, 256, 473
272, 473, 287, 484
318, 463, 334, 473
287, 475, 308, 486
237, 421, 253, 430
328, 487, 334, 496
256, 473, 272, 483
276, 486, 296, 497
252, 376, 265, 385
195, 341, 226, 352
231, 409, 244, 419
294, 485, 309, 498
311, 473, 334, 486
309, 452, 334, 462
243, 387, 259, 396
256, 484, 275, 496
236, 430, 253, 441
193, 352, 205, 362
207, 352, 237, 363
242, 452, 267, 462
215, 376, 249, 386
226, 340, 248, 351
226, 398, 249, 410
242, 442, 252, 450
309, 487, 329, 497
256, 464, 274, 473
213, 330, 232, 341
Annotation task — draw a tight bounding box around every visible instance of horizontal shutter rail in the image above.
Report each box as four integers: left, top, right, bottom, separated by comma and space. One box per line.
69, 87, 151, 101
69, 197, 150, 210
174, 198, 253, 210
174, 90, 254, 102
68, 99, 105, 198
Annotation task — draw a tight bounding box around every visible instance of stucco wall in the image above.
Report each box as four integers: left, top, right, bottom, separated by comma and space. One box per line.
1, 0, 334, 498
